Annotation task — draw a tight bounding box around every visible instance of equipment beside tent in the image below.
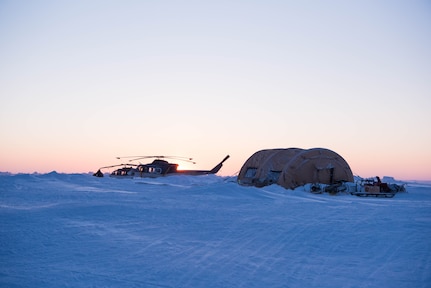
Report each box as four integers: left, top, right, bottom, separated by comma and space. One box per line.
238, 148, 354, 190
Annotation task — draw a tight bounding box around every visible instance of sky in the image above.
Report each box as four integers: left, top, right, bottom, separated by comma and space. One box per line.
0, 0, 430, 180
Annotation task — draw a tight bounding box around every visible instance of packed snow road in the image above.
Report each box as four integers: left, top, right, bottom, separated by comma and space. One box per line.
1, 173, 430, 287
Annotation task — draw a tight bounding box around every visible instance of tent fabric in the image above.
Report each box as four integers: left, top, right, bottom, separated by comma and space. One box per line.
238, 148, 354, 189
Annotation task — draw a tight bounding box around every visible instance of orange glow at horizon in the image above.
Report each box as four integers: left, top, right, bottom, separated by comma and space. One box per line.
1, 148, 430, 181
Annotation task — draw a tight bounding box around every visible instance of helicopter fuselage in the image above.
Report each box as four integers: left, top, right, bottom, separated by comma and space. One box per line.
94, 155, 230, 178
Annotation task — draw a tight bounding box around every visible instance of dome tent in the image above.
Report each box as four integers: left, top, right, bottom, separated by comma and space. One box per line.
238, 148, 354, 190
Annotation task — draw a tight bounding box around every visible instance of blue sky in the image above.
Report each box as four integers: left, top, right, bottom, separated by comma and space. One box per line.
1, 1, 430, 179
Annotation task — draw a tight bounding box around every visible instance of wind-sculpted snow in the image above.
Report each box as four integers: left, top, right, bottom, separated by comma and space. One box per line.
1, 173, 431, 287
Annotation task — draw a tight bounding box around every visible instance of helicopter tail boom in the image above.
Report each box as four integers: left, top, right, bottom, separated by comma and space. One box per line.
209, 155, 230, 174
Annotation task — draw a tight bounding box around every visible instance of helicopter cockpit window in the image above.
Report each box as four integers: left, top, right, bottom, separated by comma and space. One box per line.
148, 167, 162, 174
138, 166, 161, 174
244, 167, 257, 178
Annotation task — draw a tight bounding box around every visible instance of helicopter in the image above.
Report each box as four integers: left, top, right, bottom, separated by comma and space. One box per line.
93, 155, 230, 178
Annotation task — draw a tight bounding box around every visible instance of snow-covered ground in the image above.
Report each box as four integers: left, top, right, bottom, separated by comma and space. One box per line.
1, 173, 430, 288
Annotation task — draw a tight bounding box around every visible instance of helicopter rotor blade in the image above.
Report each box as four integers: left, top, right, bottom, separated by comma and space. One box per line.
116, 155, 195, 164
99, 163, 138, 169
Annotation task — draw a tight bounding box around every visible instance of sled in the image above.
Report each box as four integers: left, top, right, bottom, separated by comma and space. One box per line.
351, 176, 406, 198
350, 191, 396, 198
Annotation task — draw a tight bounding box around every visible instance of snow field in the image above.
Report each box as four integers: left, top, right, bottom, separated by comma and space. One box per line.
1, 173, 430, 287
